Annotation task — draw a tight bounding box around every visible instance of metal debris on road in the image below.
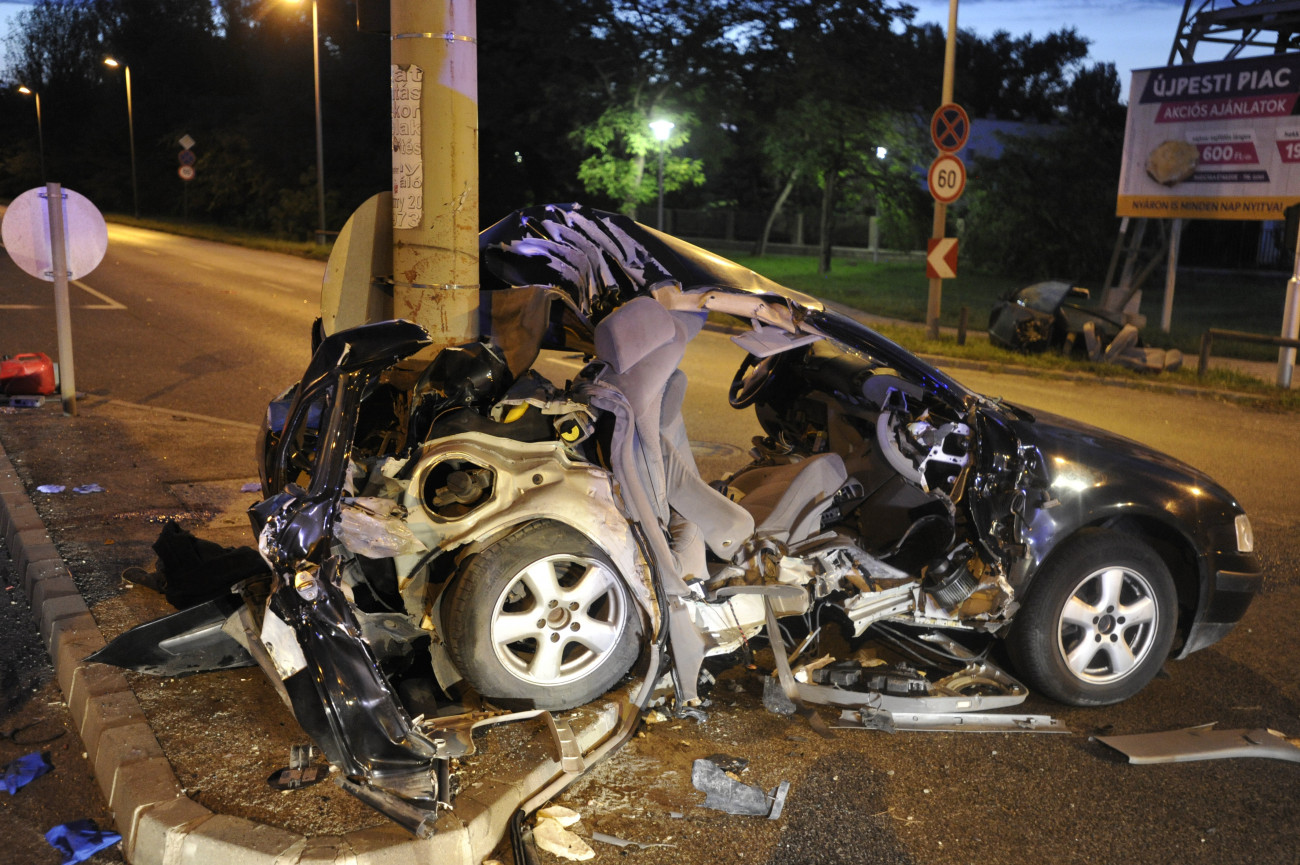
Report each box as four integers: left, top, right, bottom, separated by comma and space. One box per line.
838, 708, 1071, 734
591, 831, 676, 850
1096, 723, 1300, 764
692, 757, 790, 818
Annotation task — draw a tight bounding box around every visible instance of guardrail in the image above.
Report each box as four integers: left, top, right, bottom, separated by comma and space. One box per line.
1197, 328, 1300, 381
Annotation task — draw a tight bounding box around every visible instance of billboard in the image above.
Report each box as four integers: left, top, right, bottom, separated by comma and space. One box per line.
1118, 53, 1300, 220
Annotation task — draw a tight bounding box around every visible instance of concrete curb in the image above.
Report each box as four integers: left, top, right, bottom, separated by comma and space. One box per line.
0, 437, 616, 865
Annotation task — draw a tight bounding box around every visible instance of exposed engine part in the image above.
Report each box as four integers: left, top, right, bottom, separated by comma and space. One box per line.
421, 459, 494, 519
922, 544, 980, 609
431, 469, 491, 507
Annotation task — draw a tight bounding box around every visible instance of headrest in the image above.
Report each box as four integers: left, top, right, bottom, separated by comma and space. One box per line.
594, 297, 680, 374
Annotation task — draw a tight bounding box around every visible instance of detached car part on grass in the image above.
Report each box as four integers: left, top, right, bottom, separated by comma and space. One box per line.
92, 204, 1262, 834
988, 280, 1127, 355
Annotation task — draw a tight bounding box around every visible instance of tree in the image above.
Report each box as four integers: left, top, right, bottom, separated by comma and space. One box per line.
962, 62, 1127, 282
746, 1, 924, 271
912, 25, 1093, 122
560, 0, 760, 216
572, 106, 704, 216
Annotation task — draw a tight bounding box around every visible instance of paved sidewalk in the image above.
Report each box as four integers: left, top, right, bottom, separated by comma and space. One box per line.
0, 399, 620, 864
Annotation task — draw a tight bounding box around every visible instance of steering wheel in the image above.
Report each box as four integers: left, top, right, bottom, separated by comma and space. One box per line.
729, 353, 781, 409
874, 403, 925, 486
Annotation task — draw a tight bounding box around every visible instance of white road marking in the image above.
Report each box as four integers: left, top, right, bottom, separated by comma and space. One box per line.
74, 280, 126, 309
0, 280, 126, 310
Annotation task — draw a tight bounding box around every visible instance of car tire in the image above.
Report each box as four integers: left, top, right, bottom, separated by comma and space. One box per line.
441, 521, 643, 710
1006, 529, 1177, 706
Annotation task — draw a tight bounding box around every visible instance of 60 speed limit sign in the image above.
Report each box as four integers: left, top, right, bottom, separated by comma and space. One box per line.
928, 154, 966, 204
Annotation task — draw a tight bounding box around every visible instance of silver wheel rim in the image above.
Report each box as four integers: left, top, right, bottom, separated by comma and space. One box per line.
489, 553, 629, 687
1056, 565, 1160, 684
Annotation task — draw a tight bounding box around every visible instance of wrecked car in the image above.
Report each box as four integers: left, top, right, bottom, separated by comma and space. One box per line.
988, 279, 1129, 354
93, 204, 1261, 830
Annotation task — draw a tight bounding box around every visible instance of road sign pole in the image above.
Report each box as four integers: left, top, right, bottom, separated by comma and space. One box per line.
926, 0, 960, 340
45, 182, 76, 415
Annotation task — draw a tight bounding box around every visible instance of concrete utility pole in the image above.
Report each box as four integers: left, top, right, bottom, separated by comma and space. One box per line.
390, 0, 479, 360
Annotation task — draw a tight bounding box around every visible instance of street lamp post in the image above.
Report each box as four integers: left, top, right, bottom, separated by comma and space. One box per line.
103, 57, 139, 218
291, 0, 327, 243
649, 119, 674, 231
17, 86, 45, 179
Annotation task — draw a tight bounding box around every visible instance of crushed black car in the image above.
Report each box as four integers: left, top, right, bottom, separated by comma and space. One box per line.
93, 204, 1263, 833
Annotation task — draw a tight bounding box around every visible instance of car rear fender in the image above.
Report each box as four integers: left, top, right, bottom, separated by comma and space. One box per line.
394, 433, 659, 635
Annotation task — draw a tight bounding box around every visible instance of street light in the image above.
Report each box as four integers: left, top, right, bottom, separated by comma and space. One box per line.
17, 85, 45, 179
649, 119, 674, 231
103, 57, 139, 218
290, 0, 327, 243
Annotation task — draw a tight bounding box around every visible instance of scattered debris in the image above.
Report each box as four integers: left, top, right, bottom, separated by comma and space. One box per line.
702, 753, 749, 775
1083, 321, 1183, 372
73, 483, 105, 494
1, 395, 45, 408
534, 813, 595, 861
691, 758, 789, 819
115, 508, 220, 524
838, 708, 1070, 734
1096, 724, 1300, 764
36, 484, 66, 494
267, 745, 330, 790
592, 831, 676, 850
537, 804, 582, 827
44, 819, 121, 865
239, 481, 262, 493
1, 751, 54, 794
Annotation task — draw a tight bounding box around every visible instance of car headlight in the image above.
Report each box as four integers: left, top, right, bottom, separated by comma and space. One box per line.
1235, 513, 1254, 554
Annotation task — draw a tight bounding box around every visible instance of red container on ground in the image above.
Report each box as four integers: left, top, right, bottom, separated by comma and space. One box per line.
1, 352, 56, 395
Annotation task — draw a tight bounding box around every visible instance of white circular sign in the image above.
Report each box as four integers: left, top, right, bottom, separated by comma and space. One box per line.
1, 186, 108, 282
178, 165, 196, 181
927, 154, 967, 205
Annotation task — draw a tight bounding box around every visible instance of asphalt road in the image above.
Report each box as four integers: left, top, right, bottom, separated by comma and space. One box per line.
0, 219, 321, 424
1, 226, 1298, 864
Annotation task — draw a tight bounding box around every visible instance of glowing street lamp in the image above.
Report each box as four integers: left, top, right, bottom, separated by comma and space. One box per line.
17, 85, 45, 179
289, 0, 327, 242
649, 119, 674, 231
103, 57, 139, 218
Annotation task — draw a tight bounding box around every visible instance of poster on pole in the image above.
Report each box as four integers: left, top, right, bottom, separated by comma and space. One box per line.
391, 64, 424, 230
1118, 53, 1300, 220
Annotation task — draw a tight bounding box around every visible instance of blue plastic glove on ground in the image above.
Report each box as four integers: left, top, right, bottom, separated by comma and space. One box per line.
44, 819, 122, 864
1, 750, 53, 794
